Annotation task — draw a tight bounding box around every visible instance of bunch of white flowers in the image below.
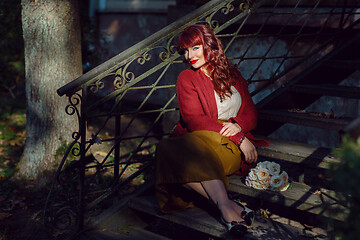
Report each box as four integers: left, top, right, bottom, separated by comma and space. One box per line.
245, 161, 290, 191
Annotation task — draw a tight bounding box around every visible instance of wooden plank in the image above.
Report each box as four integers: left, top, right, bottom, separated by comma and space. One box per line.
129, 195, 227, 237
258, 109, 353, 130
342, 116, 360, 139
229, 176, 349, 221
290, 84, 360, 99
257, 137, 340, 169
128, 195, 319, 239
91, 180, 155, 227
80, 226, 171, 240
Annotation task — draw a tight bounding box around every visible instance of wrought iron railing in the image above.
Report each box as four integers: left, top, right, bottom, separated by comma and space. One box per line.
44, 0, 360, 238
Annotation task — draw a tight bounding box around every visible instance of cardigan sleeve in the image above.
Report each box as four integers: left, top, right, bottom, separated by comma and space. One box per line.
176, 71, 223, 133
228, 76, 258, 134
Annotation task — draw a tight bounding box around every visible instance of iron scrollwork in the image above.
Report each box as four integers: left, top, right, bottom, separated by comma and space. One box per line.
239, 0, 252, 12
137, 52, 151, 65
204, 0, 252, 31
222, 2, 235, 15
65, 93, 81, 117
89, 80, 105, 93
114, 66, 135, 89
159, 35, 179, 62
113, 52, 154, 90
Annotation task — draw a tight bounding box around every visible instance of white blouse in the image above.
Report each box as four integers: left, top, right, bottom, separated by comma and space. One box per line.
215, 86, 242, 120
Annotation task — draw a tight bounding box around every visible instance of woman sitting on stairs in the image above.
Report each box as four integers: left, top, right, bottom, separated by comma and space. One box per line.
155, 24, 269, 237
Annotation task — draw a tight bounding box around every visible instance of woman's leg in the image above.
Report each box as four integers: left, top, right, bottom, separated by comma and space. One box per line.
185, 179, 244, 222
185, 182, 208, 198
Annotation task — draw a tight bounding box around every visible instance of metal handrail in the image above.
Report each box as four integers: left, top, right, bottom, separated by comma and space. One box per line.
57, 0, 239, 97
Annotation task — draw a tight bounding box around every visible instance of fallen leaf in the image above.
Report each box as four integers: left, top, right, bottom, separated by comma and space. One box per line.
93, 151, 107, 157
260, 209, 269, 219
14, 196, 26, 201
16, 131, 26, 138
118, 225, 131, 235
0, 212, 12, 220
8, 139, 22, 146
0, 195, 7, 202
31, 210, 42, 220
313, 190, 321, 195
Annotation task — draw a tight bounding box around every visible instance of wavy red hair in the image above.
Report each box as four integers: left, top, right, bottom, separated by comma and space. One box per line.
178, 24, 241, 100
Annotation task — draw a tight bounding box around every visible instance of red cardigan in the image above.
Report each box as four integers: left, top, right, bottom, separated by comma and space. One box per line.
172, 68, 269, 147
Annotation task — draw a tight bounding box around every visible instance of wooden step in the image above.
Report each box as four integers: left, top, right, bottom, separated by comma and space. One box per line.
128, 195, 320, 239
258, 109, 353, 131
257, 137, 340, 169
79, 226, 171, 240
228, 175, 348, 222
342, 116, 360, 139
290, 84, 360, 99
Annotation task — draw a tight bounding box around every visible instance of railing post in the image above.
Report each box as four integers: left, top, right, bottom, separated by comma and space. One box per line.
77, 86, 88, 232
114, 98, 121, 182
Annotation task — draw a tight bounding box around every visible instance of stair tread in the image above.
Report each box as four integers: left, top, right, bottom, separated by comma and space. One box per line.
257, 137, 340, 169
80, 226, 171, 240
229, 175, 348, 221
129, 195, 319, 239
129, 195, 226, 237
290, 84, 360, 99
258, 109, 353, 130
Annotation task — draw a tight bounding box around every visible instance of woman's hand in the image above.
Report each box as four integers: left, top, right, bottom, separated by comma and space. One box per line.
239, 137, 257, 164
219, 122, 241, 137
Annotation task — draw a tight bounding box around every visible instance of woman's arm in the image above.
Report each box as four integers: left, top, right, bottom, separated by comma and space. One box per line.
176, 71, 223, 133
228, 76, 258, 134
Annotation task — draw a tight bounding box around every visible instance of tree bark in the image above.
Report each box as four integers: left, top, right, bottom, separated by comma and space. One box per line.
18, 0, 82, 178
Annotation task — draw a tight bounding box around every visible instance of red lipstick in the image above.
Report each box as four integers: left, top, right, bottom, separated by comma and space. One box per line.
190, 59, 198, 64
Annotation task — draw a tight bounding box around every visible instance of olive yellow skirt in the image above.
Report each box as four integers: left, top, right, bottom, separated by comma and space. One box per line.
155, 130, 242, 212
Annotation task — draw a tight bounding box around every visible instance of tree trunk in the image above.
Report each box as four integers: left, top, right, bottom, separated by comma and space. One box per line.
18, 0, 82, 178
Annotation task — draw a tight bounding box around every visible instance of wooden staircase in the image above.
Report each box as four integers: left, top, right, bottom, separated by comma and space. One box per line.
119, 137, 341, 239
116, 25, 359, 240
78, 19, 360, 240
49, 1, 360, 239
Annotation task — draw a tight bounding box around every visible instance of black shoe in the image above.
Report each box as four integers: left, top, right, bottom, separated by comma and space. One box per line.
221, 217, 248, 237
233, 200, 255, 226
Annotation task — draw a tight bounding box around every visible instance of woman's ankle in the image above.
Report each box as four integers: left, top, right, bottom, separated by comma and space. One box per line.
231, 200, 245, 216
218, 201, 244, 223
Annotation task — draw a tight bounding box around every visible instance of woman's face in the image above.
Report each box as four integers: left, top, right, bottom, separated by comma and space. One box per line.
184, 45, 206, 69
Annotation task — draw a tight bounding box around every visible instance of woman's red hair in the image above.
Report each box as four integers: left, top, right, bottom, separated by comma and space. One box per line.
178, 24, 241, 100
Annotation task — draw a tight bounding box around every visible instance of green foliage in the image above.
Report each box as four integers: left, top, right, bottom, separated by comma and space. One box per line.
328, 136, 360, 240
0, 107, 26, 181
54, 141, 78, 164
0, 0, 24, 92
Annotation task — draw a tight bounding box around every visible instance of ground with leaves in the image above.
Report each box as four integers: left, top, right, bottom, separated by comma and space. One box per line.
0, 92, 51, 240
0, 91, 149, 240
